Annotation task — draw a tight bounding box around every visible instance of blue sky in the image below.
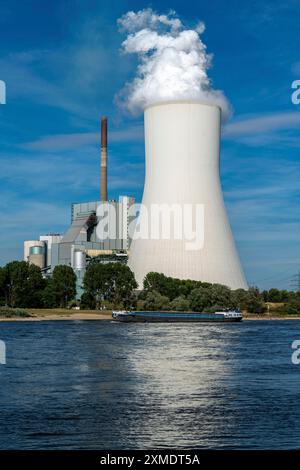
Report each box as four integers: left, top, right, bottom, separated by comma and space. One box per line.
0, 0, 299, 290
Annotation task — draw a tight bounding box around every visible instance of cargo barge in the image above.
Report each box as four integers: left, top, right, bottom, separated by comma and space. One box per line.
112, 310, 242, 323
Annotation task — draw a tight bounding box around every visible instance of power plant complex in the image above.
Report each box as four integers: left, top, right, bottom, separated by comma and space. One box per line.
24, 102, 247, 297
24, 117, 135, 298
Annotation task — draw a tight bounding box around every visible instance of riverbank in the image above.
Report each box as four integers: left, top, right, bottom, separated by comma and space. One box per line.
0, 308, 299, 321
0, 308, 113, 321
243, 314, 300, 320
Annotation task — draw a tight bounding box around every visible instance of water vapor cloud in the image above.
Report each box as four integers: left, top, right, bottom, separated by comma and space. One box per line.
117, 9, 230, 118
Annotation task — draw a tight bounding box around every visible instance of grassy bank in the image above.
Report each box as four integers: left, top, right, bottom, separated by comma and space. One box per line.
0, 308, 112, 321
0, 307, 32, 318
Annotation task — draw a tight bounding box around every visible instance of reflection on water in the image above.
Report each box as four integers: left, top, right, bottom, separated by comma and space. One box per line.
0, 321, 299, 449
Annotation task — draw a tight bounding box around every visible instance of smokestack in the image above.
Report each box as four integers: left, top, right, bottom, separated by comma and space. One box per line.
100, 116, 108, 201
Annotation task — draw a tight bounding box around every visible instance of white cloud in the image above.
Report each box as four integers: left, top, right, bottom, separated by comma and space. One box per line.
117, 9, 230, 118
22, 125, 143, 151
223, 111, 300, 138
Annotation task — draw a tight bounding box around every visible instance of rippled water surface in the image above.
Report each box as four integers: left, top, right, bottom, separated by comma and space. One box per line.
0, 320, 300, 449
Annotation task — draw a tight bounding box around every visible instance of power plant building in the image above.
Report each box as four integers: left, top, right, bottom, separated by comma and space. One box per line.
51, 196, 135, 268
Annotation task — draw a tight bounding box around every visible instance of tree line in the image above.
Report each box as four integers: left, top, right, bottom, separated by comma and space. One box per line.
0, 260, 299, 314
0, 261, 76, 308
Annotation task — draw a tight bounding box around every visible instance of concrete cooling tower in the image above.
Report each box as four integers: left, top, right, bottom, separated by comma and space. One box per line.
128, 101, 248, 290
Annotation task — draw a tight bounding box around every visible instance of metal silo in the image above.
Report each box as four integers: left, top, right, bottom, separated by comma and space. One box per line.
28, 241, 46, 269
73, 250, 86, 270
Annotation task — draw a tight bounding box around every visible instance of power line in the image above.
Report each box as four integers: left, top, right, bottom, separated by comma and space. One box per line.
249, 266, 299, 285
250, 268, 300, 291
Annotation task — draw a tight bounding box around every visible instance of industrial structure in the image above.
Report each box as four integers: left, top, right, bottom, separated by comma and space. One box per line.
24, 117, 135, 298
24, 102, 248, 296
128, 101, 248, 290
24, 234, 62, 270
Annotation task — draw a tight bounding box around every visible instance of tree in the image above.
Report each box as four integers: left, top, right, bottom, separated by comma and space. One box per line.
27, 264, 47, 307
143, 272, 180, 300
143, 272, 214, 300
210, 284, 232, 308
285, 298, 300, 315
51, 265, 76, 307
2, 261, 46, 308
231, 288, 250, 310
143, 290, 170, 311
188, 287, 213, 312
170, 295, 190, 311
5, 261, 29, 307
0, 266, 8, 306
83, 263, 137, 309
80, 292, 96, 310
246, 287, 266, 314
83, 263, 110, 309
110, 264, 138, 309
267, 288, 284, 303
178, 279, 201, 298
42, 278, 59, 308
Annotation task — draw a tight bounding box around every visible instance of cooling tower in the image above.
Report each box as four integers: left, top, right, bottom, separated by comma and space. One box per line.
128, 101, 248, 290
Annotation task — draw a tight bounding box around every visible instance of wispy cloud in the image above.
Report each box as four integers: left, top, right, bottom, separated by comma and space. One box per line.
223, 111, 300, 137
0, 14, 132, 122
22, 125, 143, 151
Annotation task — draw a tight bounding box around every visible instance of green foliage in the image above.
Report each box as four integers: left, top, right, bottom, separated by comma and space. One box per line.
141, 290, 170, 311
245, 287, 266, 314
283, 296, 300, 315
143, 272, 179, 300
188, 287, 213, 312
143, 272, 209, 300
80, 292, 96, 310
0, 258, 298, 316
0, 266, 7, 305
285, 302, 300, 315
0, 261, 46, 308
83, 263, 137, 309
143, 272, 269, 314
262, 288, 290, 303
42, 278, 59, 308
231, 288, 250, 310
0, 307, 31, 318
51, 265, 77, 308
169, 296, 190, 311
209, 284, 232, 308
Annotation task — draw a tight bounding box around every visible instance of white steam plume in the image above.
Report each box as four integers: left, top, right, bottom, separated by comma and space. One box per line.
116, 9, 231, 119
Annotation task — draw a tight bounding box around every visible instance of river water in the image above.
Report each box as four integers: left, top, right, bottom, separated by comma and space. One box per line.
0, 320, 299, 449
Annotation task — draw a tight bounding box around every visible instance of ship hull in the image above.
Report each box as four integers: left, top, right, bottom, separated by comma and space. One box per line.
112, 312, 242, 323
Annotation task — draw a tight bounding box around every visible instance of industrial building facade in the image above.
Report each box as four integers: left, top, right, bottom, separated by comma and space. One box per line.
24, 196, 135, 298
